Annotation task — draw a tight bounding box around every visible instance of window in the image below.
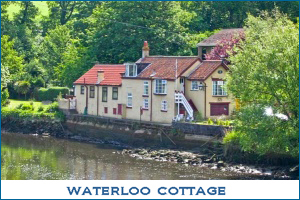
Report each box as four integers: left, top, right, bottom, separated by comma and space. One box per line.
212, 81, 227, 96
125, 63, 137, 77
143, 81, 149, 95
155, 79, 167, 94
191, 81, 199, 90
161, 100, 167, 111
143, 99, 149, 109
218, 70, 223, 74
90, 86, 95, 98
104, 107, 108, 114
113, 108, 117, 115
127, 93, 133, 107
112, 87, 118, 100
81, 86, 85, 94
102, 87, 108, 102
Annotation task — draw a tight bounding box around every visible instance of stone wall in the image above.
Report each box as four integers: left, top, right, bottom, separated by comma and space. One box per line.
64, 114, 228, 149
172, 122, 231, 137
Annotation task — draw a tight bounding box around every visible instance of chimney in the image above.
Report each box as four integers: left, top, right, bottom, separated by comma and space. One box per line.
220, 55, 225, 63
142, 41, 150, 58
97, 70, 104, 83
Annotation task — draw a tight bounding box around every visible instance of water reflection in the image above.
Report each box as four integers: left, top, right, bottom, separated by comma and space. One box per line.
2, 132, 263, 180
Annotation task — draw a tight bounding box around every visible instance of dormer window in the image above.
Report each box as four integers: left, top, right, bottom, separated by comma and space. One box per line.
125, 63, 137, 77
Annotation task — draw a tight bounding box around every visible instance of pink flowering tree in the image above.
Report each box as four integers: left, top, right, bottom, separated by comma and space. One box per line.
205, 32, 245, 64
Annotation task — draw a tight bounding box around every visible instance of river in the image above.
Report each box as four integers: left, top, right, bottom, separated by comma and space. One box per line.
1, 132, 272, 180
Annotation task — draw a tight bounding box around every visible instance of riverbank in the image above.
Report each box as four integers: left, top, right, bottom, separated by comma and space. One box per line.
4, 131, 281, 180
60, 133, 298, 180
1, 111, 298, 180
2, 129, 299, 180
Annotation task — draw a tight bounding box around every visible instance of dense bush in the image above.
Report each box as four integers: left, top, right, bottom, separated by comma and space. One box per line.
223, 104, 299, 158
1, 87, 9, 106
45, 102, 59, 113
37, 105, 44, 112
1, 107, 65, 121
34, 87, 69, 101
20, 104, 34, 111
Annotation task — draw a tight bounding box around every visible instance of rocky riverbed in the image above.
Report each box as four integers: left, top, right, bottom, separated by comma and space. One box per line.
121, 148, 299, 180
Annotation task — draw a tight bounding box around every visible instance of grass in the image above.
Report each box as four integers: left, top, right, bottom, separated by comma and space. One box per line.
7, 1, 49, 20
7, 99, 50, 111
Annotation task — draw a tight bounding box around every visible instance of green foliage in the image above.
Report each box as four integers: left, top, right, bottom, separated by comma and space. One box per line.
1, 87, 10, 106
1, 35, 24, 74
35, 87, 69, 101
13, 81, 31, 99
227, 10, 299, 122
20, 104, 34, 111
1, 107, 65, 121
37, 105, 44, 112
207, 118, 214, 125
45, 102, 59, 113
194, 111, 203, 121
16, 103, 23, 109
224, 105, 299, 157
225, 10, 299, 158
223, 131, 240, 144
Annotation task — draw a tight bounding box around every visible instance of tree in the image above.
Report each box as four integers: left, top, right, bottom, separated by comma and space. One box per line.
205, 32, 244, 63
226, 10, 299, 157
87, 1, 195, 64
39, 25, 73, 83
1, 35, 24, 74
14, 81, 31, 100
1, 64, 10, 106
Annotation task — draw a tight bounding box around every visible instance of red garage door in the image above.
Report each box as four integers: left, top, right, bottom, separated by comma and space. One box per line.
210, 103, 229, 116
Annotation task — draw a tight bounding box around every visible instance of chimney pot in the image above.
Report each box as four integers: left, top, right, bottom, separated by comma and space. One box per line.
142, 41, 150, 58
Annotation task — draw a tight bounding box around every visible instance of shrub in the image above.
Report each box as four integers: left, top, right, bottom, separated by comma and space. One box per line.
45, 102, 59, 113
207, 118, 214, 125
35, 87, 69, 101
16, 103, 24, 109
37, 105, 44, 112
21, 104, 34, 111
194, 111, 203, 122
1, 87, 9, 106
224, 104, 299, 158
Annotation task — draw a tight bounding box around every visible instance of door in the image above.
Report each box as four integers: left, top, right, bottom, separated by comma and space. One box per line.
210, 103, 229, 116
69, 99, 76, 109
117, 104, 123, 115
180, 78, 185, 93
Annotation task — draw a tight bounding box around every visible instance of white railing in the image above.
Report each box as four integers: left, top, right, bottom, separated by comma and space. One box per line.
174, 92, 194, 121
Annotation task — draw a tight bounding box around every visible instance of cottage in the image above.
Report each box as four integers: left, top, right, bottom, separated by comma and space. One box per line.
72, 29, 239, 123
73, 65, 126, 118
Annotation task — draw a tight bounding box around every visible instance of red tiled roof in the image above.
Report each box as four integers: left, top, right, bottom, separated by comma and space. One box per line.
197, 28, 244, 47
74, 65, 125, 86
137, 56, 200, 79
188, 60, 229, 80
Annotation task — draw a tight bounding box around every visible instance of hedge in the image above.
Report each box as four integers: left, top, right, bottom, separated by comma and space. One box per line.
34, 87, 69, 101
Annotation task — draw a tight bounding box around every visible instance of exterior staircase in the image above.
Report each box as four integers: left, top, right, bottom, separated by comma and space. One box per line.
174, 92, 194, 121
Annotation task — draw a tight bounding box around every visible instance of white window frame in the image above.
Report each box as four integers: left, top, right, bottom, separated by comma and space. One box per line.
212, 80, 227, 96
143, 81, 149, 95
143, 99, 149, 109
191, 81, 199, 90
155, 79, 167, 94
127, 93, 133, 107
125, 63, 137, 77
161, 100, 167, 111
